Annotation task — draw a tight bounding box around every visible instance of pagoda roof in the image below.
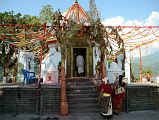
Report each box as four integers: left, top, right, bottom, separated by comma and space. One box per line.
63, 1, 90, 25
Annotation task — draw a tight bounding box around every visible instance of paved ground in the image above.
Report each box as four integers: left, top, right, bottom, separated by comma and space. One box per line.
0, 110, 159, 120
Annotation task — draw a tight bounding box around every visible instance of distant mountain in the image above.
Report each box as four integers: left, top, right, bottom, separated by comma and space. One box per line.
132, 52, 159, 77
150, 61, 159, 75
131, 63, 140, 78
132, 63, 147, 78
133, 52, 159, 67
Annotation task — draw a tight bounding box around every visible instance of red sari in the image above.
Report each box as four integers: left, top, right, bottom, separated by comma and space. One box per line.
112, 83, 126, 114
98, 83, 112, 94
98, 83, 113, 117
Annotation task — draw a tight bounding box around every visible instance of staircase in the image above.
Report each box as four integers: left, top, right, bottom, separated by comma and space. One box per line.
66, 78, 99, 114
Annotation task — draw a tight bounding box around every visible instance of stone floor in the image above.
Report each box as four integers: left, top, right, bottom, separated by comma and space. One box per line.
0, 110, 159, 120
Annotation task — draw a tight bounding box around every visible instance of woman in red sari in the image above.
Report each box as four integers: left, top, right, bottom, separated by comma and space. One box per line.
98, 77, 113, 120
113, 75, 126, 115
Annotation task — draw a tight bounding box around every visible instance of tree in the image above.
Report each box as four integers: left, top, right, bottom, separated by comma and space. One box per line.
22, 14, 40, 24
0, 11, 19, 81
0, 11, 41, 82
143, 68, 153, 81
88, 0, 125, 78
39, 4, 54, 24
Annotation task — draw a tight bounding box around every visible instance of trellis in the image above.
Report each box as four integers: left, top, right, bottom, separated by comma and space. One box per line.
0, 24, 50, 82
108, 26, 159, 52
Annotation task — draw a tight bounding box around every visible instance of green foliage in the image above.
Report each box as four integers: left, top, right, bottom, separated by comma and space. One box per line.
0, 11, 40, 25
0, 11, 41, 78
39, 4, 54, 24
0, 11, 17, 24
0, 42, 17, 76
18, 62, 24, 73
142, 68, 153, 76
34, 57, 40, 75
89, 0, 100, 23
10, 62, 24, 76
22, 14, 40, 24
143, 68, 152, 74
0, 12, 20, 76
133, 76, 140, 82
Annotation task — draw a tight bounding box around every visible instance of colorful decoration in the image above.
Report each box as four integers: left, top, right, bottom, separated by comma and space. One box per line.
0, 1, 159, 84
107, 26, 159, 52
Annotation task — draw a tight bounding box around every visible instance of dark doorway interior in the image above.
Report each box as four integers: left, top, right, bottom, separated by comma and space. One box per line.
73, 48, 86, 77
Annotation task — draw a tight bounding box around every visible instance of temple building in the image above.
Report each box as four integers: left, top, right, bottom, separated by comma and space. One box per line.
40, 1, 125, 83
1, 0, 159, 116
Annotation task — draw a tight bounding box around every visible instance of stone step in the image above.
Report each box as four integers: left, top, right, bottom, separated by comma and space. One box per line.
67, 86, 96, 91
67, 89, 97, 94
66, 78, 95, 82
67, 81, 94, 86
68, 97, 98, 104
69, 103, 98, 109
69, 108, 98, 113
67, 93, 98, 99
67, 90, 98, 95
67, 78, 99, 113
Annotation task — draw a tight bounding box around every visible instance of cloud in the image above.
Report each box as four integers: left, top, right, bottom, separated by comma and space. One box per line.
102, 16, 144, 26
144, 11, 159, 26
124, 20, 143, 26
102, 16, 125, 26
131, 41, 159, 58
102, 11, 159, 26
102, 11, 159, 57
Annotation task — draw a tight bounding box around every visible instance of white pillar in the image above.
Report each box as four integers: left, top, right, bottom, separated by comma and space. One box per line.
125, 52, 131, 83
93, 47, 96, 75
93, 47, 100, 75
48, 44, 61, 67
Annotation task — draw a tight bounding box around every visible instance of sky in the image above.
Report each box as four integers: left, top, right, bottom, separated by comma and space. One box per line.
0, 0, 159, 57
0, 0, 159, 21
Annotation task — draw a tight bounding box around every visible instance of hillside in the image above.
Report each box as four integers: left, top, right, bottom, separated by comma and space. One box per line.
132, 63, 147, 78
149, 61, 159, 75
133, 52, 159, 67
132, 52, 159, 77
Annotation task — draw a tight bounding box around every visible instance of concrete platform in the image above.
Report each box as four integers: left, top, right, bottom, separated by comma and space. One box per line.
0, 110, 159, 120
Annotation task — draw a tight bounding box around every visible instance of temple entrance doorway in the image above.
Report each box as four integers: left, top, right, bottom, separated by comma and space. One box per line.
73, 48, 86, 77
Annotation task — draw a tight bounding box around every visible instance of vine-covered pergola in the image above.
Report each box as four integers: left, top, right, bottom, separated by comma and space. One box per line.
106, 25, 159, 82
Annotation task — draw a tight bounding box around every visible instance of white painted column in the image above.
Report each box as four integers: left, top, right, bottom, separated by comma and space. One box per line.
48, 44, 61, 67
125, 52, 131, 83
93, 47, 100, 75
93, 47, 96, 75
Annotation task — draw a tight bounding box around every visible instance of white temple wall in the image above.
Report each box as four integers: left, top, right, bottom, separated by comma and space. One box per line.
41, 44, 61, 83
93, 47, 100, 75
125, 52, 131, 83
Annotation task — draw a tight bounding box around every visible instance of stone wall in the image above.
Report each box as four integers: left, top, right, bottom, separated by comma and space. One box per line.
1, 83, 159, 114
40, 84, 60, 114
0, 86, 37, 113
0, 84, 61, 114
126, 83, 159, 112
